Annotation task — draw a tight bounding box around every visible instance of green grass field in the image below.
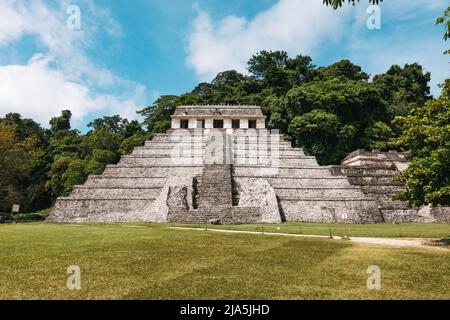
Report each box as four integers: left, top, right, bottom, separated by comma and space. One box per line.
174, 222, 450, 239
0, 223, 449, 300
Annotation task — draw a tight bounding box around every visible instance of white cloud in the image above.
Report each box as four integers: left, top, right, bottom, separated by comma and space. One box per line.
0, 0, 146, 127
0, 1, 26, 45
0, 55, 145, 126
186, 0, 352, 81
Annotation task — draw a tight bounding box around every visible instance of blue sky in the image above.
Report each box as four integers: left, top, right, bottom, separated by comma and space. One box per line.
0, 0, 448, 131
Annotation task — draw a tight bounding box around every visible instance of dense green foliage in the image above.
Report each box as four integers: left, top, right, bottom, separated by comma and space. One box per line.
394, 80, 450, 207
391, 5, 450, 207
0, 111, 150, 213
437, 7, 450, 40
436, 6, 450, 55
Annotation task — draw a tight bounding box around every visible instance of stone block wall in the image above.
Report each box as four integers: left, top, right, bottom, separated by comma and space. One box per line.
331, 150, 450, 223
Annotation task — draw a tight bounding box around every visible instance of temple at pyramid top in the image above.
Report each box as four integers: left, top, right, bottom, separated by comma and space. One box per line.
171, 105, 266, 129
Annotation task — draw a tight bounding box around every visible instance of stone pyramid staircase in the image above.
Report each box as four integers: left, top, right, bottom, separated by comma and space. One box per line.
197, 165, 233, 210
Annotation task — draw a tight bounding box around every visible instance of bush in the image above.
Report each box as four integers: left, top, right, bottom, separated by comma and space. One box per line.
1, 209, 49, 223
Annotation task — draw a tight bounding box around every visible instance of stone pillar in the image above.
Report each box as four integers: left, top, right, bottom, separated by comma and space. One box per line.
188, 118, 197, 129
224, 119, 232, 129
205, 119, 213, 129
172, 118, 180, 129
257, 118, 265, 129
240, 118, 249, 129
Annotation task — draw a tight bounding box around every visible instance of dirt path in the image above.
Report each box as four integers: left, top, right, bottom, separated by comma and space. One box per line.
170, 227, 431, 248
348, 237, 423, 247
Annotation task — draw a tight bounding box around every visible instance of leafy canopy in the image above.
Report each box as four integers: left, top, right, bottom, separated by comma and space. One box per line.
394, 81, 450, 207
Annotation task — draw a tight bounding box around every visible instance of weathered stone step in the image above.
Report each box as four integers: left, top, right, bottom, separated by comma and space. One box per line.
147, 135, 289, 141
331, 166, 399, 176
139, 146, 300, 154
342, 171, 398, 177
132, 147, 306, 157
233, 158, 317, 166
49, 198, 162, 223
274, 187, 365, 199
361, 185, 407, 194
69, 187, 161, 200
278, 197, 375, 202
119, 157, 200, 166
151, 133, 287, 140
144, 142, 293, 149
233, 166, 335, 178
124, 154, 313, 160
147, 131, 291, 142
103, 166, 203, 177
347, 176, 401, 186
164, 129, 281, 135
198, 164, 233, 209
167, 206, 264, 224
342, 159, 399, 168
84, 176, 167, 188
379, 206, 450, 224
279, 200, 381, 224
264, 177, 355, 188
118, 155, 317, 166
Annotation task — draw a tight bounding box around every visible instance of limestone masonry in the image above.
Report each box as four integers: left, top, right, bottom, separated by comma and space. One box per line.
47, 105, 450, 224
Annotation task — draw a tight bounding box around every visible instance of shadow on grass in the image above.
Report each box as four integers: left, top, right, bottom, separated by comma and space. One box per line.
122, 236, 352, 300
424, 238, 450, 247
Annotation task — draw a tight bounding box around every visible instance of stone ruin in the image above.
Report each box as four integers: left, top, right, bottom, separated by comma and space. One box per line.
47, 105, 450, 224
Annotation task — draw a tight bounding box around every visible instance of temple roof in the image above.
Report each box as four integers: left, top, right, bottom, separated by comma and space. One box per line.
172, 105, 265, 118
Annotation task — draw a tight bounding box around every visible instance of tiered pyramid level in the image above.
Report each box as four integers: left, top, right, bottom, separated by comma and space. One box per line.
331, 150, 450, 223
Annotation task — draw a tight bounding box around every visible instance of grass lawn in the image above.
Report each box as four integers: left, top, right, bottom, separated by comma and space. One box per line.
174, 222, 450, 239
0, 223, 449, 300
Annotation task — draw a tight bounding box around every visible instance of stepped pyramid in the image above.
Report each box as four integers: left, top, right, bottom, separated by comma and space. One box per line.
331, 150, 449, 223
47, 106, 450, 224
